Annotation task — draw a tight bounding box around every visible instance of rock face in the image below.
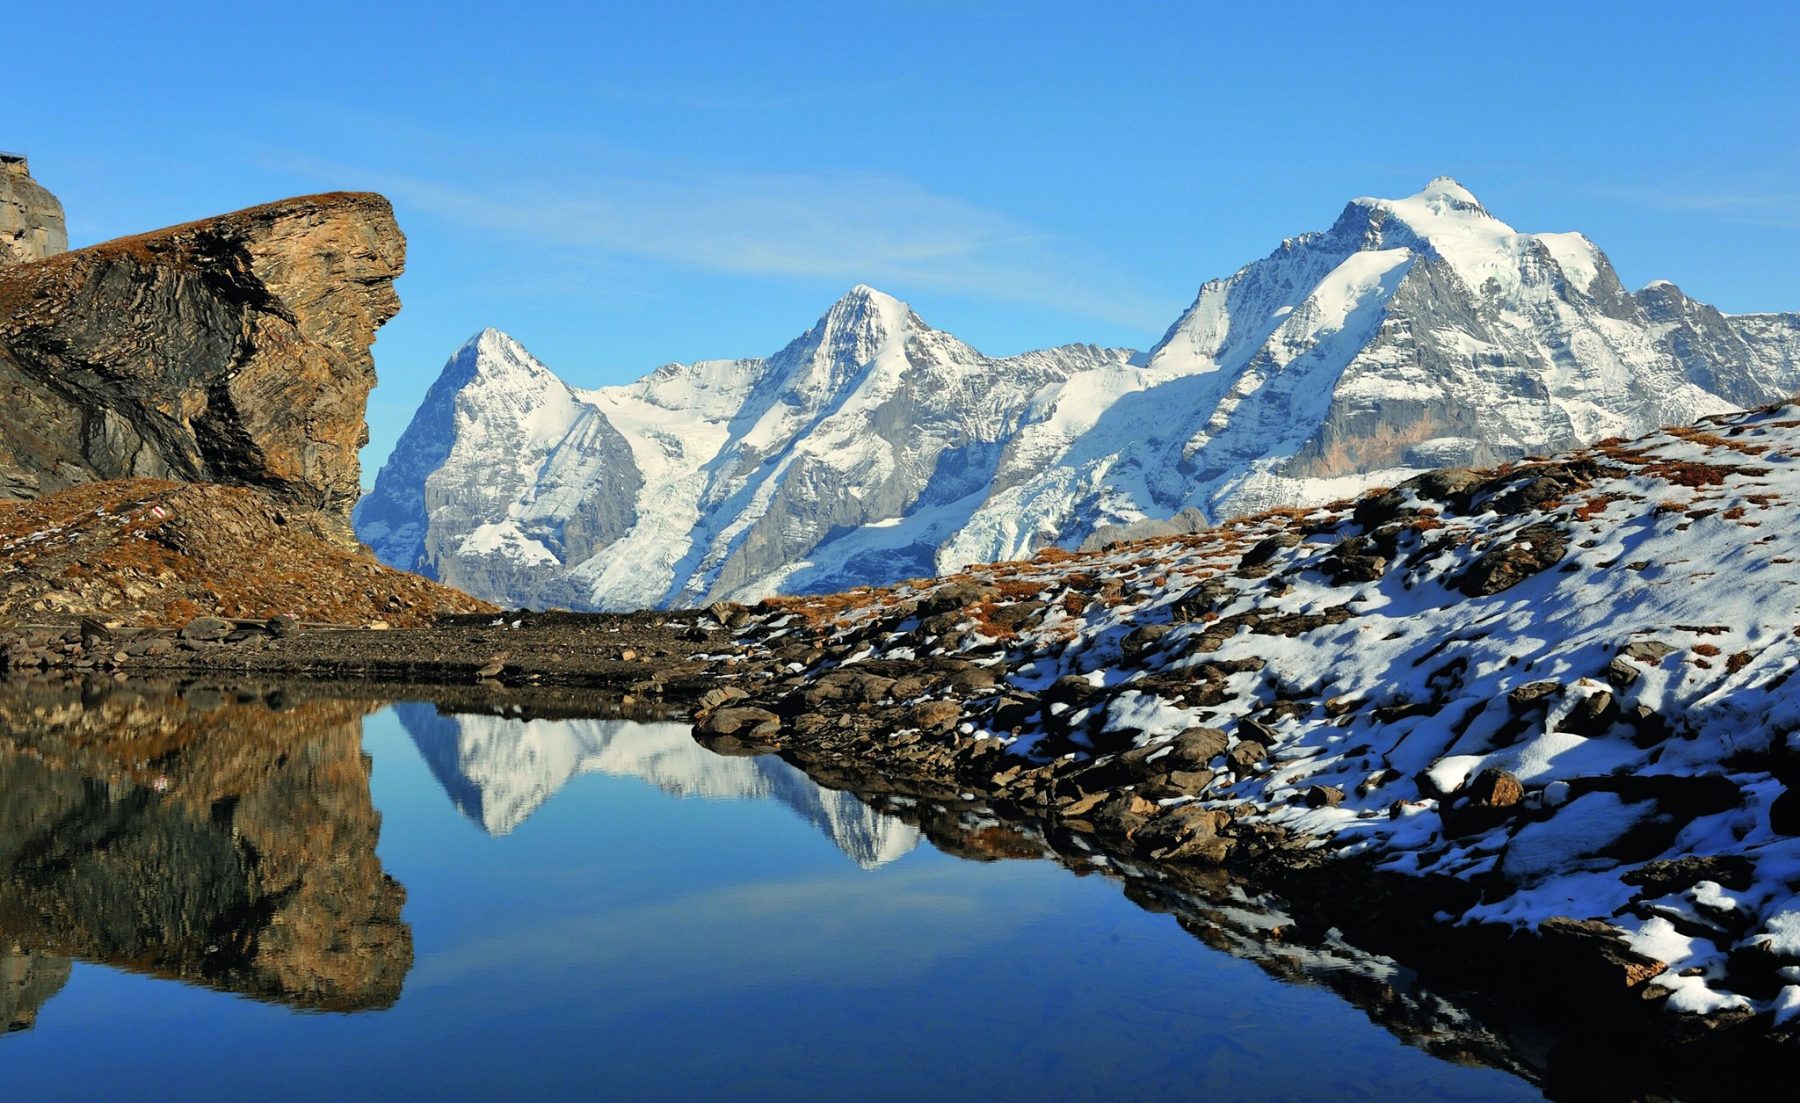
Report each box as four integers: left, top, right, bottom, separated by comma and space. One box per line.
0, 154, 66, 265
363, 180, 1799, 610
0, 192, 403, 528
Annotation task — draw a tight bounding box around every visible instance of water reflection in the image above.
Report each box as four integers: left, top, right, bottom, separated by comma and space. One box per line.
397, 703, 921, 868
0, 681, 411, 1025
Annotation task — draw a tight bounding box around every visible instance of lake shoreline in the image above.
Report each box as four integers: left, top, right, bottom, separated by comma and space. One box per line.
2, 600, 1794, 1101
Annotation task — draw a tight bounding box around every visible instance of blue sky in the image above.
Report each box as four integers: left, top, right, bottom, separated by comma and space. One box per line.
12, 1, 1799, 476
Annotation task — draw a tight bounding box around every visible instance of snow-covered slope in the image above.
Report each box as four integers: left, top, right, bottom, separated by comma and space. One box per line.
395, 704, 920, 868
358, 180, 1800, 609
725, 398, 1800, 1031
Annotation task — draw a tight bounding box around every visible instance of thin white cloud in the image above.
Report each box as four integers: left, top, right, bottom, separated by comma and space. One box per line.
278, 153, 1166, 330
1599, 184, 1800, 230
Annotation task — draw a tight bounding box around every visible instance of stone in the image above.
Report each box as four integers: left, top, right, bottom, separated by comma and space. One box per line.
1772, 785, 1800, 837
1622, 855, 1754, 897
1134, 805, 1235, 862
910, 700, 962, 733
1120, 623, 1174, 660
178, 616, 235, 642
1463, 767, 1525, 809
1507, 679, 1560, 711
698, 685, 750, 711
0, 192, 403, 525
1535, 916, 1666, 990
1554, 690, 1618, 736
1171, 578, 1235, 620
918, 579, 998, 615
1163, 768, 1216, 793
1170, 726, 1229, 766
1305, 785, 1346, 808
1227, 740, 1267, 773
1239, 531, 1303, 569
1455, 523, 1569, 596
698, 707, 780, 741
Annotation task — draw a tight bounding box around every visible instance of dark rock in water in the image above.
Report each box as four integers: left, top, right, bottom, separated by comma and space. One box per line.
1456, 522, 1568, 596
0, 192, 403, 529
698, 706, 780, 741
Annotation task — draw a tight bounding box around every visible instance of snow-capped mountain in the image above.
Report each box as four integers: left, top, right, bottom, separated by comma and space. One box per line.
357, 179, 1800, 609
395, 704, 920, 868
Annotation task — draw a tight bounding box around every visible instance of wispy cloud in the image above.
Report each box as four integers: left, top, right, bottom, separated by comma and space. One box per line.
274, 153, 1166, 329
1598, 184, 1800, 230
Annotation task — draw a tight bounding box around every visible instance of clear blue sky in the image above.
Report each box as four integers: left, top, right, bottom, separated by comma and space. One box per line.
13, 1, 1799, 477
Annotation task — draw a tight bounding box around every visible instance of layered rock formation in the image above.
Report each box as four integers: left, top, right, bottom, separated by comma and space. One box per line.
0, 154, 65, 265
0, 192, 402, 527
0, 681, 412, 1016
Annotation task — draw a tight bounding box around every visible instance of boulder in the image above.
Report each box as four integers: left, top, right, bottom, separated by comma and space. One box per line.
1455, 523, 1568, 596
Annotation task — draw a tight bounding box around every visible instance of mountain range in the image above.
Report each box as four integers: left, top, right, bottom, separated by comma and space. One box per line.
355, 178, 1800, 609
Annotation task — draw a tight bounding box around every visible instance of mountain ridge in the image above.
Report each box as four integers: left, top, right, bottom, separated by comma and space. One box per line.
358, 179, 1800, 610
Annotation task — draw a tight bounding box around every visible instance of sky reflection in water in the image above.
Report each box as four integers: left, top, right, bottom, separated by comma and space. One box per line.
1, 700, 1543, 1102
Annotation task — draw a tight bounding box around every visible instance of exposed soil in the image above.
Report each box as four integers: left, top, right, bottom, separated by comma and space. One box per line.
0, 479, 493, 627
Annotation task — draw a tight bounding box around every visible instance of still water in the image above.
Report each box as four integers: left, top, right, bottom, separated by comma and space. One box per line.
0, 683, 1544, 1101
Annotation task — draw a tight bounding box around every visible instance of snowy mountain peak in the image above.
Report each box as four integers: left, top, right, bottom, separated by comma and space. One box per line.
457, 327, 561, 385
812, 283, 913, 348
362, 182, 1800, 610
1415, 175, 1488, 213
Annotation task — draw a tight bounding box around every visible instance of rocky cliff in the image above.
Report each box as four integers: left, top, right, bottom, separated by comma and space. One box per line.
0, 155, 65, 265
0, 192, 402, 528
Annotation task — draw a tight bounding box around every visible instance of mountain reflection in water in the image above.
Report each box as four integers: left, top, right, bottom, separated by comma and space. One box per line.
397, 703, 921, 867
0, 681, 411, 1024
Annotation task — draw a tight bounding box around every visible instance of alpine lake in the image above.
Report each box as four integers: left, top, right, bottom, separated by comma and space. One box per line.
0, 678, 1551, 1102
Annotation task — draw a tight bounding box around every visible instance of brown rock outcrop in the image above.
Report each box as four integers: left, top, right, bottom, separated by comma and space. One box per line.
0, 477, 494, 627
0, 154, 66, 265
0, 192, 403, 528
